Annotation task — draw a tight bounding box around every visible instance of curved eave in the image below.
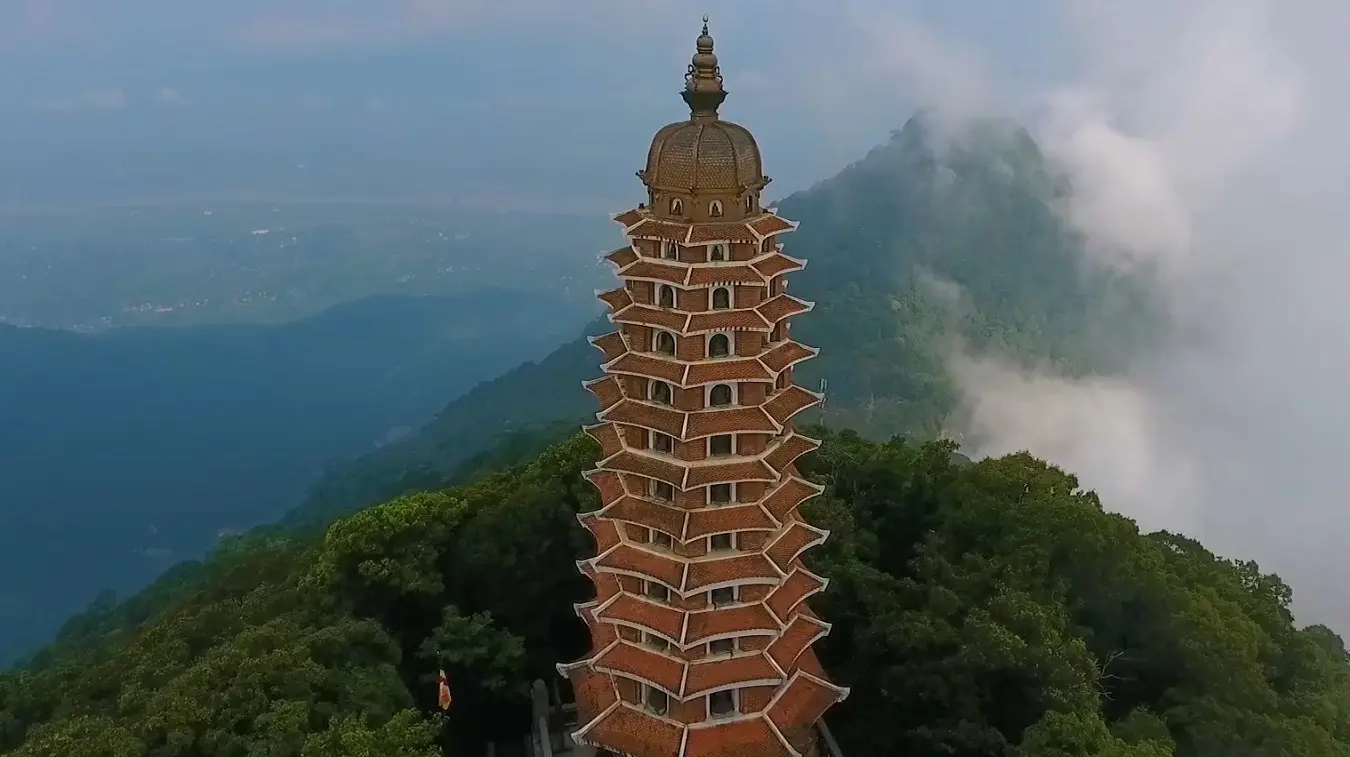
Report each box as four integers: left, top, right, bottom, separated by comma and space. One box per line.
765, 567, 830, 624
765, 520, 830, 573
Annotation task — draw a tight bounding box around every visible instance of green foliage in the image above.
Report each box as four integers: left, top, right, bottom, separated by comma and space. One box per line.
5, 428, 1348, 757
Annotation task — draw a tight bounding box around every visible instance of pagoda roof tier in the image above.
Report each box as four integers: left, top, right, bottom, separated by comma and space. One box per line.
605, 245, 641, 269
589, 398, 804, 444
613, 251, 806, 288
765, 670, 851, 742
607, 294, 815, 336
593, 641, 787, 702
592, 428, 822, 489
765, 568, 830, 624
612, 207, 799, 245
766, 614, 831, 675
764, 520, 830, 574
600, 341, 819, 388
583, 464, 820, 523
593, 496, 779, 543
589, 331, 629, 363
584, 541, 785, 597
587, 580, 799, 651
570, 703, 802, 757
597, 285, 634, 312
569, 639, 786, 703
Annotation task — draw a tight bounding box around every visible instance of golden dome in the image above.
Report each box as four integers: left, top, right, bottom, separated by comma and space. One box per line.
639, 16, 766, 195
644, 119, 763, 193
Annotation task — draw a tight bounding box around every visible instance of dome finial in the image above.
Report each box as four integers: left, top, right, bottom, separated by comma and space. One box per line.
682, 15, 726, 120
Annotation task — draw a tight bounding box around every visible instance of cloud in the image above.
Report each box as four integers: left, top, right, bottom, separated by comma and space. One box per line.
34, 88, 127, 113
850, 0, 1350, 629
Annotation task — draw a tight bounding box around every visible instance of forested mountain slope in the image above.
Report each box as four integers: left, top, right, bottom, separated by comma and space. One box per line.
288, 114, 1156, 529
0, 290, 593, 663
4, 428, 1344, 757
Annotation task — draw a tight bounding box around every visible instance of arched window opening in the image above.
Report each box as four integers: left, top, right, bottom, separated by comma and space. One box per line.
708, 333, 730, 358
662, 241, 679, 260
744, 194, 754, 212
709, 200, 724, 218
709, 384, 733, 407
670, 198, 684, 215
645, 685, 670, 715
711, 287, 731, 310
710, 244, 726, 262
709, 435, 733, 456
658, 285, 676, 308
655, 331, 676, 356
650, 380, 673, 405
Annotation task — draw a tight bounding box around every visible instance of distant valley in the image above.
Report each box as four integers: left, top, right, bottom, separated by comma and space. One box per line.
0, 289, 595, 663
0, 201, 616, 330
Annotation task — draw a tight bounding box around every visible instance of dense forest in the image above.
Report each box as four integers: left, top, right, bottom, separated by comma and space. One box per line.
288, 114, 1159, 529
3, 426, 1345, 757
0, 289, 594, 663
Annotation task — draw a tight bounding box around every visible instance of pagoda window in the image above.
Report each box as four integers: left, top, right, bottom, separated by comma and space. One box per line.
650, 380, 673, 405
709, 532, 735, 552
708, 689, 738, 719
709, 435, 733, 456
644, 684, 670, 715
643, 632, 670, 652
709, 483, 733, 504
658, 285, 676, 308
651, 432, 674, 454
651, 529, 673, 549
670, 198, 684, 216
655, 331, 676, 356
710, 586, 737, 607
662, 240, 679, 260
709, 200, 724, 217
744, 194, 754, 213
710, 244, 726, 262
776, 371, 789, 390
651, 480, 675, 502
762, 237, 773, 252
709, 384, 733, 407
645, 580, 671, 603
708, 637, 737, 656
711, 287, 731, 310
708, 333, 730, 358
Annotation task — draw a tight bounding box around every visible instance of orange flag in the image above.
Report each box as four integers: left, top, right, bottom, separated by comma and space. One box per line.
437, 669, 453, 711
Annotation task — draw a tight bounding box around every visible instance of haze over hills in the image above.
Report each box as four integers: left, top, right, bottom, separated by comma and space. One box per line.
286, 115, 1159, 529
0, 202, 615, 330
0, 289, 595, 663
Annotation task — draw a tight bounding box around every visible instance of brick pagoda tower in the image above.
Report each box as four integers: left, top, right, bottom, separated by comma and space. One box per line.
559, 18, 849, 757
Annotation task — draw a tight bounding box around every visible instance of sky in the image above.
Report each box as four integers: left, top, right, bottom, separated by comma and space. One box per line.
0, 0, 1061, 209
7, 0, 1350, 633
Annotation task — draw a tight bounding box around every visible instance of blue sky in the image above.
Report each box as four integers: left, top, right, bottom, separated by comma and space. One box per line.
0, 0, 1063, 209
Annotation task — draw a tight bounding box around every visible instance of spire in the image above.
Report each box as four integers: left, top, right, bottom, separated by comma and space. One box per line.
682, 14, 727, 121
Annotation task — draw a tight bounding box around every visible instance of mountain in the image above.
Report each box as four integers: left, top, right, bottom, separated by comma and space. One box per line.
0, 290, 595, 663
4, 427, 1345, 757
287, 115, 1158, 529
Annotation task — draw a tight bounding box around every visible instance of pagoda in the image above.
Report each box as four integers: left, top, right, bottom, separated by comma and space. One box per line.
558, 18, 849, 757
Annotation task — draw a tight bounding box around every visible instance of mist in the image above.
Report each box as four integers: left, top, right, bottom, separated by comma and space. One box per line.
853, 0, 1350, 630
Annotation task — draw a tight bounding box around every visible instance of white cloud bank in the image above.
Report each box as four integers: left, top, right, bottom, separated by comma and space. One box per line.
850, 0, 1350, 629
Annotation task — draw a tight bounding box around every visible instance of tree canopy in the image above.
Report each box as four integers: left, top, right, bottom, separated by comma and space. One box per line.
5, 427, 1344, 757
